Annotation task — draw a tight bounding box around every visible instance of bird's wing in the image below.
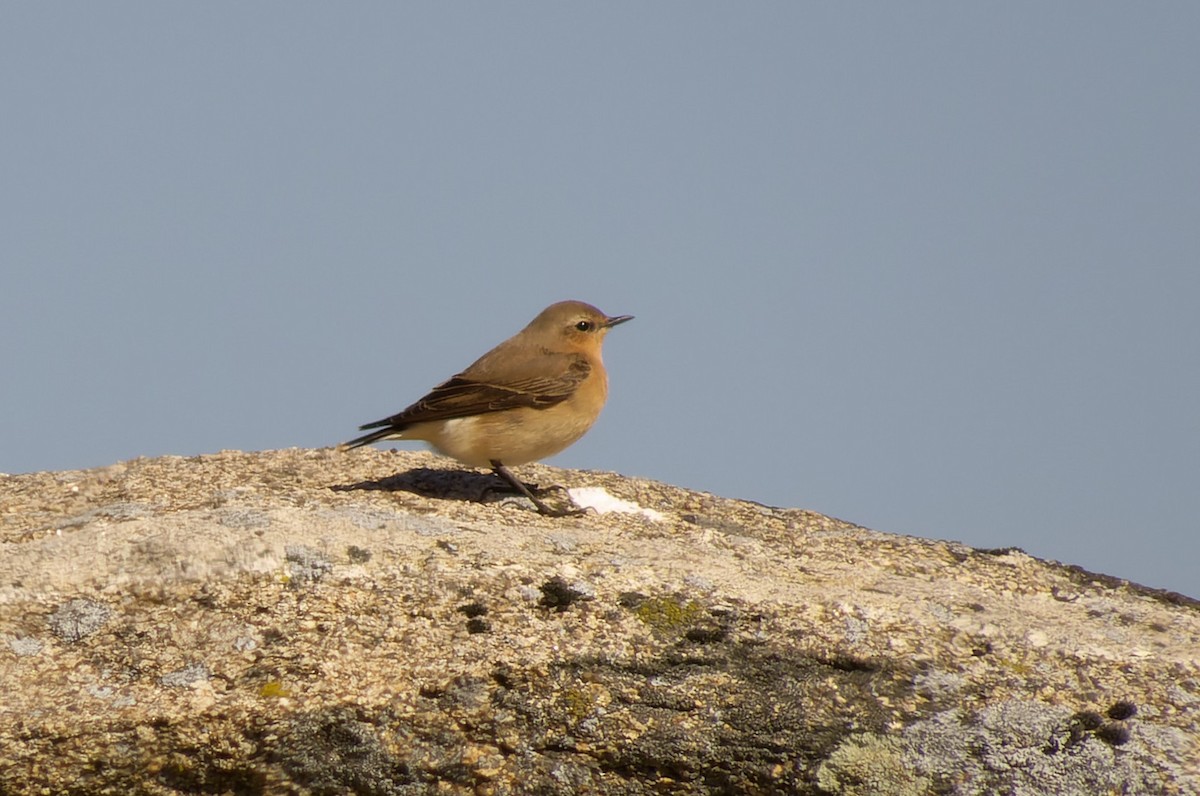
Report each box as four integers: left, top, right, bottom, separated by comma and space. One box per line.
358, 352, 591, 431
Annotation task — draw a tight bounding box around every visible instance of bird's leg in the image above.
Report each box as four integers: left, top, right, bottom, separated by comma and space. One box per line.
489, 461, 585, 517
484, 477, 556, 497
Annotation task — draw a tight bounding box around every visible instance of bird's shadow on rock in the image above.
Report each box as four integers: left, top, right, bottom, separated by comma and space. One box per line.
330, 467, 537, 505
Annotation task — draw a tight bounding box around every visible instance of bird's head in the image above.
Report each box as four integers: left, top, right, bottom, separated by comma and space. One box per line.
528, 300, 633, 353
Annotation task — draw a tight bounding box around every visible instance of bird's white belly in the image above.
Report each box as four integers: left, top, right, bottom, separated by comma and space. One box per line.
424, 404, 598, 468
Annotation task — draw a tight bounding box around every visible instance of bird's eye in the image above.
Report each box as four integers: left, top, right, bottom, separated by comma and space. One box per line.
575, 320, 594, 332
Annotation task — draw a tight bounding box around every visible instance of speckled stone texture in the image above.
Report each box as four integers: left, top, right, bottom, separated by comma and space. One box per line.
1, 448, 1197, 795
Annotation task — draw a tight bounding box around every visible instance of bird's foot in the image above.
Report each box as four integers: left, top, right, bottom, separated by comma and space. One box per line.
488, 462, 587, 517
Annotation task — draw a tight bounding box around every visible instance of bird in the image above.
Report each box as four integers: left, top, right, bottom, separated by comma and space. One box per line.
343, 300, 633, 516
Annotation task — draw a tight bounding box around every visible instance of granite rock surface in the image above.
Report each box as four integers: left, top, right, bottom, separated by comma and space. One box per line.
1, 448, 1197, 794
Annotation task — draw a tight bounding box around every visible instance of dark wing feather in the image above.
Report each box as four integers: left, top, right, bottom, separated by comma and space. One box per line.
356, 354, 590, 432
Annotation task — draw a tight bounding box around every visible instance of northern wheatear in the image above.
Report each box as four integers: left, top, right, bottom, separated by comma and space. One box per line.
344, 300, 633, 516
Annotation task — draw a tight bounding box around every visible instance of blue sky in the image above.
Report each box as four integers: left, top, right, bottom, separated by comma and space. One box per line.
3, 3, 1198, 597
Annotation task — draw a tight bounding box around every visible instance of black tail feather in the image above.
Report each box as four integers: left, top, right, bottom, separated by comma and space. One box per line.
342, 424, 399, 450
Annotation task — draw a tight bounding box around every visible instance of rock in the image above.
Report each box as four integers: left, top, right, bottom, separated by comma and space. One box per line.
0, 447, 1196, 794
